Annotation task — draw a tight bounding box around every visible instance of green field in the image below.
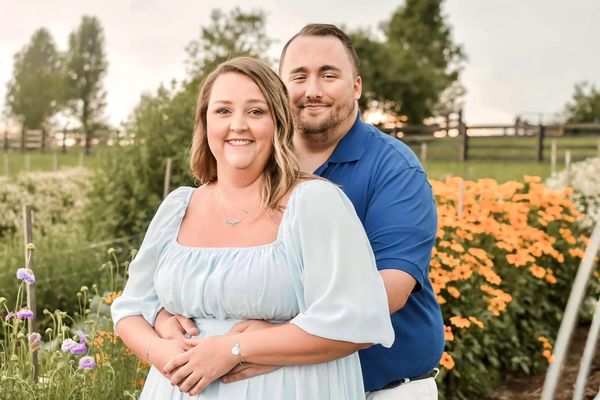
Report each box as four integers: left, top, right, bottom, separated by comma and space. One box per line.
1, 147, 109, 176
2, 136, 599, 183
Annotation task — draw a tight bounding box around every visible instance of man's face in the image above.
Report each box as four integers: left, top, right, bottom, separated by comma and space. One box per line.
280, 35, 362, 141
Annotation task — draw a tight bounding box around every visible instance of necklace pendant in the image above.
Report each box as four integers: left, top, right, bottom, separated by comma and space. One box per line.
225, 219, 241, 226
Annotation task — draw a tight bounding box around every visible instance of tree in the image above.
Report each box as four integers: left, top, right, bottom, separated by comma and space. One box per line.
185, 8, 273, 80
5, 28, 62, 151
350, 0, 466, 123
565, 82, 600, 123
86, 8, 273, 240
64, 16, 108, 155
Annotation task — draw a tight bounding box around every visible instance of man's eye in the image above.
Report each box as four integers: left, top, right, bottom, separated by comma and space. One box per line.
292, 76, 306, 81
323, 74, 336, 79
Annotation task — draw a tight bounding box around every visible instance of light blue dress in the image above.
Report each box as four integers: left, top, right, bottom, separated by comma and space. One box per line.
111, 180, 394, 400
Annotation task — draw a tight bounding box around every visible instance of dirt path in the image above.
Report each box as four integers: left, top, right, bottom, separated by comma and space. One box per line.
490, 324, 600, 399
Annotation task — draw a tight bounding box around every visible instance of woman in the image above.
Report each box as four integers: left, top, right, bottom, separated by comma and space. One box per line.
111, 57, 393, 399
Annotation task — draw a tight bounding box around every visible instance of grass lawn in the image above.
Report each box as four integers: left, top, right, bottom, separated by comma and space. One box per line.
2, 136, 598, 183
2, 147, 110, 176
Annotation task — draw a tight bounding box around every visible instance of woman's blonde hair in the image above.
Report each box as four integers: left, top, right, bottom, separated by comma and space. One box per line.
190, 57, 301, 211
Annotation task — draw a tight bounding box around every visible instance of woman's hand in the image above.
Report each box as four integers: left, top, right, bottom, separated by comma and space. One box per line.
164, 335, 240, 396
150, 338, 187, 377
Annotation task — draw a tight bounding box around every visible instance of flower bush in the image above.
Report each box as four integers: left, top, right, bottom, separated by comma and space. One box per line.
546, 156, 600, 228
0, 174, 595, 399
431, 176, 593, 399
0, 168, 91, 239
0, 248, 146, 400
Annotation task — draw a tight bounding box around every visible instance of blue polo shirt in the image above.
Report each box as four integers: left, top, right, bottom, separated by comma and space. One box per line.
313, 113, 445, 392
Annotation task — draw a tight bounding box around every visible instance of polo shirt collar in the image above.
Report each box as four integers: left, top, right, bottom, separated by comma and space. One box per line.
326, 111, 368, 164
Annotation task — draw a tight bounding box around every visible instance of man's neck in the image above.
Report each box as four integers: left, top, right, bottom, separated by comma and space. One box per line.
293, 109, 358, 173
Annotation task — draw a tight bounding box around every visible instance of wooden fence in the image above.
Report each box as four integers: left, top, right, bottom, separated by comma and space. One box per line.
384, 120, 600, 163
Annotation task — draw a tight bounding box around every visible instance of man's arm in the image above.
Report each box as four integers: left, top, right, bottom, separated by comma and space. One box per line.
380, 269, 417, 313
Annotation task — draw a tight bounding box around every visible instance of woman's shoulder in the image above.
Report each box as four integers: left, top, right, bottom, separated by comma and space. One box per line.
154, 186, 195, 219
287, 178, 350, 213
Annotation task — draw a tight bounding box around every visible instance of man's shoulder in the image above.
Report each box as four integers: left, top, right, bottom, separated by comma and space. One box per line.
359, 122, 422, 171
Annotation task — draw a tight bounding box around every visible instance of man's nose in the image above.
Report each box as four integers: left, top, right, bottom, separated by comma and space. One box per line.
304, 77, 323, 100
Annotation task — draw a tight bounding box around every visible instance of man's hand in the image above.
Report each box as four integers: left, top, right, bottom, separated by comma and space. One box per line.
154, 308, 199, 341
220, 363, 280, 384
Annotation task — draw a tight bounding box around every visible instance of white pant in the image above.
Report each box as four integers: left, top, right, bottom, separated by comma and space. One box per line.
366, 378, 438, 400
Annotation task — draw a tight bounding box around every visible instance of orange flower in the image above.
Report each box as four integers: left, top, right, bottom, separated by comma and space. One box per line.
446, 287, 461, 298
569, 248, 585, 259
103, 291, 123, 305
440, 351, 455, 370
529, 265, 546, 279
468, 316, 485, 329
444, 325, 454, 342
450, 316, 471, 329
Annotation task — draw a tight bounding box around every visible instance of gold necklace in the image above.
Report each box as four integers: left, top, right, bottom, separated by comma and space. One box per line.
213, 185, 260, 227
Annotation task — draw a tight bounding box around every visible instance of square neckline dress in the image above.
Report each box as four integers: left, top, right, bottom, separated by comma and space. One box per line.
112, 180, 394, 400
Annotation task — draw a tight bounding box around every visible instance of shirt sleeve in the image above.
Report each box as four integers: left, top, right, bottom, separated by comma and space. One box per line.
363, 167, 438, 292
286, 180, 395, 348
111, 187, 191, 334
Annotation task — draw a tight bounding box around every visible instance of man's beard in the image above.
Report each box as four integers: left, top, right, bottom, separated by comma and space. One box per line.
293, 97, 355, 143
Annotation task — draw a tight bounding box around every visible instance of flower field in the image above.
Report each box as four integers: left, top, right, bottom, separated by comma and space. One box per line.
0, 171, 597, 399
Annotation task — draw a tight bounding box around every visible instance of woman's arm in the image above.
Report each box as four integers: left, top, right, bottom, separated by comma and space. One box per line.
117, 316, 186, 375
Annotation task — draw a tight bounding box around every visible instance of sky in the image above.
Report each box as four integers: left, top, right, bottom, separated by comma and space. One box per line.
1, 0, 599, 128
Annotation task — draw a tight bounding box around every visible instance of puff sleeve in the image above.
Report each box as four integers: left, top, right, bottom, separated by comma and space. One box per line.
111, 187, 193, 334
284, 180, 394, 347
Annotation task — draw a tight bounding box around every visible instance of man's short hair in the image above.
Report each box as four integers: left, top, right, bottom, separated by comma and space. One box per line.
280, 24, 360, 76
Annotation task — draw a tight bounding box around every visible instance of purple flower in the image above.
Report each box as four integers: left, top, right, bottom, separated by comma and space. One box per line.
29, 332, 41, 344
70, 343, 87, 355
17, 308, 34, 319
79, 355, 95, 369
61, 338, 77, 353
76, 330, 88, 345
4, 312, 16, 321
16, 268, 36, 284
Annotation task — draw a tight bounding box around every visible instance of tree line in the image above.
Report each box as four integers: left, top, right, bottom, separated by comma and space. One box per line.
4, 1, 600, 157
5, 16, 107, 154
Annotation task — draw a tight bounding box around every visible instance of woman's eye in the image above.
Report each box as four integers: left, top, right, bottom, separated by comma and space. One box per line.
216, 108, 230, 115
249, 109, 265, 116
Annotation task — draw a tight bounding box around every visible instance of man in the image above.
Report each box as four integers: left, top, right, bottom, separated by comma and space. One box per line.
155, 24, 444, 399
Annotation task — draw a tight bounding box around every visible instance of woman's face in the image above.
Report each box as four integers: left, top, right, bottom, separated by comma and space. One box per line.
206, 72, 275, 175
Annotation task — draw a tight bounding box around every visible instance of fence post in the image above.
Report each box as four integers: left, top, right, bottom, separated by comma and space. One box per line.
62, 127, 67, 154
420, 143, 428, 163
565, 150, 571, 173
52, 152, 58, 171
22, 205, 39, 383
458, 110, 468, 162
163, 157, 173, 199
3, 128, 8, 152
78, 151, 84, 167
550, 140, 557, 175
536, 124, 545, 162
3, 153, 8, 176
457, 178, 464, 218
